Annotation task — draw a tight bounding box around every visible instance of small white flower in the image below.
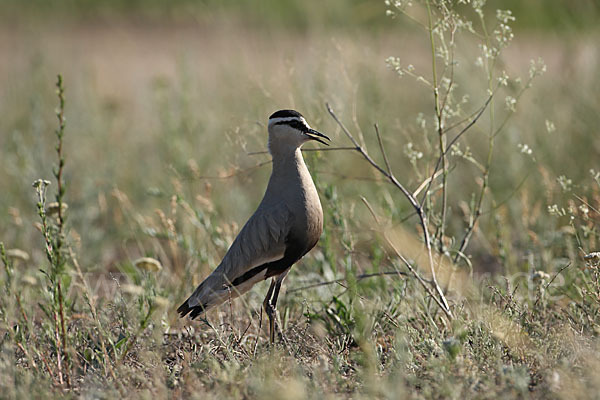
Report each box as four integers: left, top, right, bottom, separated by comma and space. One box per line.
497, 71, 509, 86
531, 270, 550, 284
557, 175, 572, 191
496, 9, 516, 24
505, 96, 517, 112
32, 179, 51, 189
547, 204, 566, 216
385, 56, 403, 76
518, 143, 532, 155
416, 113, 426, 130
529, 58, 547, 79
591, 169, 600, 185
404, 142, 423, 163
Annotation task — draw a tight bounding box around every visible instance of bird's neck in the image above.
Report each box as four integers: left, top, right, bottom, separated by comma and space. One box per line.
263, 147, 313, 205
270, 147, 306, 174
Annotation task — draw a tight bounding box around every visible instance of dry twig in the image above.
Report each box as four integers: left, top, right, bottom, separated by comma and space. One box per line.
326, 103, 453, 320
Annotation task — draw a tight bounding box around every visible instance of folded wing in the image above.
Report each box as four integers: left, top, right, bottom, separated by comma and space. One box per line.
177, 201, 292, 318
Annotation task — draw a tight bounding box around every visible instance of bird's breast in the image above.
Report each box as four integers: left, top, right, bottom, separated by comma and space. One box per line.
267, 150, 324, 249
297, 173, 324, 246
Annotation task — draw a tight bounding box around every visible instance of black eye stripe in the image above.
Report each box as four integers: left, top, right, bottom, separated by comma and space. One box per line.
274, 119, 309, 132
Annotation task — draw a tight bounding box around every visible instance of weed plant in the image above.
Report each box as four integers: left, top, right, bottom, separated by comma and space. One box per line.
1, 0, 600, 398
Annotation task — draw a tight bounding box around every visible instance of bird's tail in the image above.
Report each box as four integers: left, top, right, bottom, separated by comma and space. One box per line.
177, 274, 230, 319
176, 297, 207, 319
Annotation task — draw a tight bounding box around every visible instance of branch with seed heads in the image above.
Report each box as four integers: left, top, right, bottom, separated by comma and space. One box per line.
326, 103, 453, 320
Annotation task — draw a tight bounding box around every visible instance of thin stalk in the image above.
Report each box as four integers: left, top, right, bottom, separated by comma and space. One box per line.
55, 75, 66, 261
289, 271, 409, 294
118, 304, 154, 365
53, 74, 71, 387
53, 311, 64, 386
327, 104, 452, 320
437, 19, 457, 256
57, 281, 70, 386
418, 92, 495, 209
33, 180, 55, 266
0, 243, 30, 332
37, 350, 60, 386
362, 195, 452, 319
16, 343, 39, 373
452, 13, 495, 264
424, 1, 447, 230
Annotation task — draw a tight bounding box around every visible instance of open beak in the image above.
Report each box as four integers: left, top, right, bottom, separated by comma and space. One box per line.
305, 128, 331, 146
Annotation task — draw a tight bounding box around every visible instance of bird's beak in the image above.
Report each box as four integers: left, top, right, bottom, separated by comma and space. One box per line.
305, 129, 331, 146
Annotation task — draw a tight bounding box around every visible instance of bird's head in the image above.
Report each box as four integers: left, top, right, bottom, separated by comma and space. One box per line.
267, 110, 330, 154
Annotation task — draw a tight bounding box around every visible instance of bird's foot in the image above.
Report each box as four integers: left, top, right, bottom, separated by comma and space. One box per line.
264, 299, 275, 343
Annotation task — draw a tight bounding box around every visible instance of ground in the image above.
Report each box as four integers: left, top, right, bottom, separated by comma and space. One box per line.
1, 1, 600, 398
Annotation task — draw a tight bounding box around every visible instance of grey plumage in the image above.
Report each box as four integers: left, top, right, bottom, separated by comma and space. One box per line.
178, 110, 329, 334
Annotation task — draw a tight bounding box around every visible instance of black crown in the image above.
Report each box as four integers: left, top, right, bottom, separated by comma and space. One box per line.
269, 109, 304, 120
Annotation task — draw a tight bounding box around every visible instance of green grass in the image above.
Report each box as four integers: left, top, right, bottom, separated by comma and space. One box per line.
1, 0, 600, 398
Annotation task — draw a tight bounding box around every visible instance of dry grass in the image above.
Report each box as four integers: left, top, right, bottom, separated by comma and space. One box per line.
2, 3, 600, 398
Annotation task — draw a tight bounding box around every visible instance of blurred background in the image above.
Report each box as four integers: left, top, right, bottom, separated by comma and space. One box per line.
1, 0, 599, 288
3, 1, 600, 396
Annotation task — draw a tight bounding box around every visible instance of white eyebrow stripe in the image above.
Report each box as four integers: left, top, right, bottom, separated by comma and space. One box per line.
268, 116, 311, 129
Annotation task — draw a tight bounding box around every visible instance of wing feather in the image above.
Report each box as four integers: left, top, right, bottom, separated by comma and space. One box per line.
223, 201, 291, 276
181, 201, 293, 312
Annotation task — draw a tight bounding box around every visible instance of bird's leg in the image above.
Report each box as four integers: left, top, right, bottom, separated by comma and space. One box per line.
269, 278, 286, 344
263, 279, 277, 344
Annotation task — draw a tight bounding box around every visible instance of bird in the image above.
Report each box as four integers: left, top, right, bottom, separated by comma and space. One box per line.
177, 109, 330, 342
